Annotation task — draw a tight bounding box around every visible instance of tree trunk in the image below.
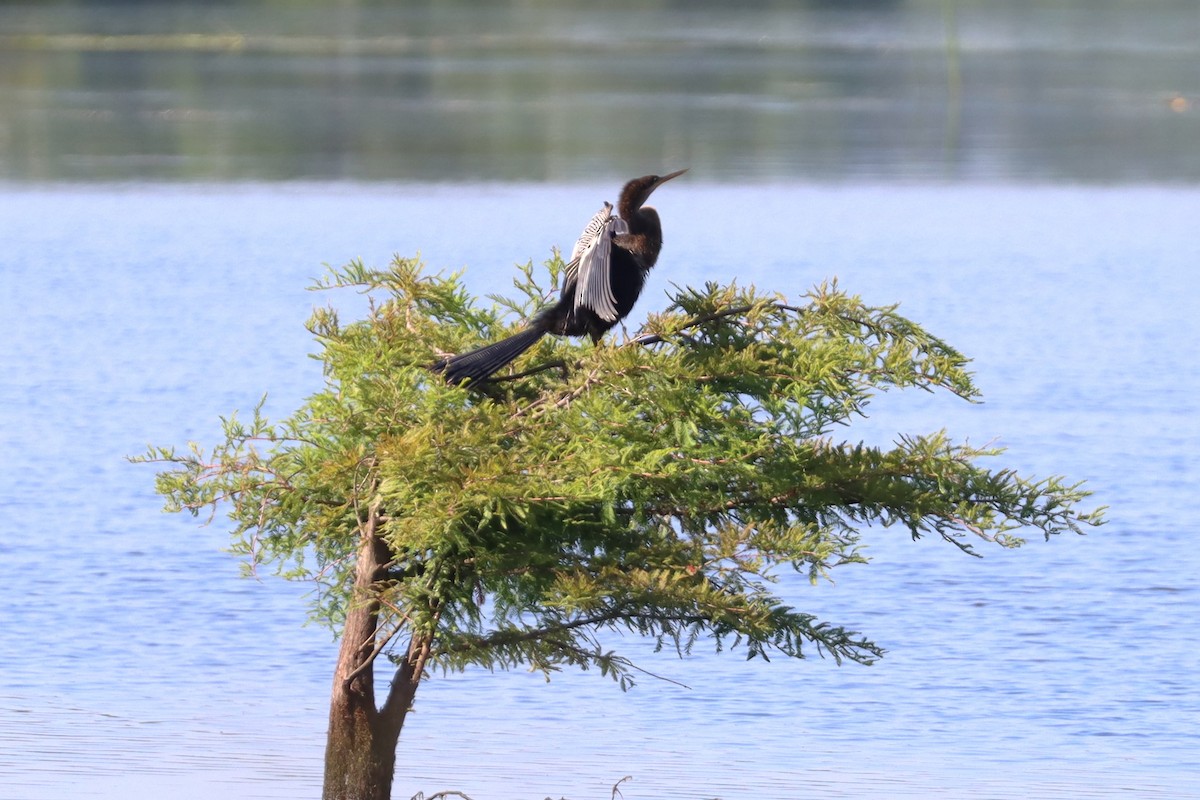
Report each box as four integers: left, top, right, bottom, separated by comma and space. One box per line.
322, 506, 428, 800
323, 685, 397, 800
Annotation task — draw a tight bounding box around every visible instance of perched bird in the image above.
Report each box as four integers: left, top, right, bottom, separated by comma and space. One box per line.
433, 169, 687, 384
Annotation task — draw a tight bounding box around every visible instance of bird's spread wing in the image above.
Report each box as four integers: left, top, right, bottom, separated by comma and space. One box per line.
564, 202, 612, 298
569, 201, 613, 265
572, 211, 628, 323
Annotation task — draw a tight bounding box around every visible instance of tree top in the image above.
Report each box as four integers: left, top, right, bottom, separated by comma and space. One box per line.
138, 255, 1104, 685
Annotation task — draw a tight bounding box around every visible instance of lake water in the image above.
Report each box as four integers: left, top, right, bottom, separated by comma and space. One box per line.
2, 0, 1199, 183
2, 2, 1200, 799
2, 182, 1198, 799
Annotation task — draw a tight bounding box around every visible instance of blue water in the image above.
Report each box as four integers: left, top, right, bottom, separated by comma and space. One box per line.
4, 1, 1200, 183
1, 182, 1199, 799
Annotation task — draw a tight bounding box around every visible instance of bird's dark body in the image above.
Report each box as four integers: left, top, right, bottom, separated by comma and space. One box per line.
434, 172, 682, 385
539, 213, 659, 343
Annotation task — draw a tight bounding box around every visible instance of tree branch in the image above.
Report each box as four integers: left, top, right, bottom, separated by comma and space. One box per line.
485, 358, 569, 383
438, 606, 712, 657
379, 629, 434, 740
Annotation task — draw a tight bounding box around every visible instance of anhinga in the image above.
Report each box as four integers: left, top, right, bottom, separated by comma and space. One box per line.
433, 169, 687, 384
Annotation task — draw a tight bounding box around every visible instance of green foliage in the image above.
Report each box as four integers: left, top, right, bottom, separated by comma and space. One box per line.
136, 255, 1104, 686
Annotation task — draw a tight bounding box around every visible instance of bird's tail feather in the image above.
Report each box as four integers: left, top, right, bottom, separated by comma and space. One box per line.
433, 326, 546, 385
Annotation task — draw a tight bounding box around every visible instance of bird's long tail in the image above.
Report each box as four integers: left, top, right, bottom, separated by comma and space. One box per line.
432, 326, 547, 385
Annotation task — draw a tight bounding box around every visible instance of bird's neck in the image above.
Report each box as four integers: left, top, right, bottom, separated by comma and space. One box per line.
615, 206, 663, 270
621, 204, 660, 234
617, 191, 640, 221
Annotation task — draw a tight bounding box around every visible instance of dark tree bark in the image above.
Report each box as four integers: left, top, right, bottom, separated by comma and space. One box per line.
322, 508, 428, 800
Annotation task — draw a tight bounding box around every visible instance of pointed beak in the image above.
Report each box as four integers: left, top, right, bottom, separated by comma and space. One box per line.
641, 168, 687, 202
656, 168, 688, 187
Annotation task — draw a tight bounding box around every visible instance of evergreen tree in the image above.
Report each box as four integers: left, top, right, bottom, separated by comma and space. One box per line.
137, 256, 1103, 800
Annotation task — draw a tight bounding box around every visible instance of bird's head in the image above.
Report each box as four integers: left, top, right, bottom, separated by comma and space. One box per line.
620, 168, 688, 211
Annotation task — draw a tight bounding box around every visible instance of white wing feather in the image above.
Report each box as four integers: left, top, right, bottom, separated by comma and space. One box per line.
570, 202, 613, 264
563, 201, 628, 323
574, 215, 628, 322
